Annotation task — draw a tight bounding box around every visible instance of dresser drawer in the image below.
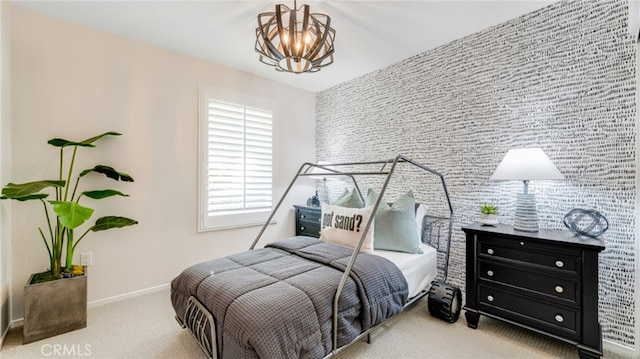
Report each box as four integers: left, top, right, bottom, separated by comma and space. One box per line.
477, 236, 580, 274
478, 260, 579, 304
478, 284, 580, 340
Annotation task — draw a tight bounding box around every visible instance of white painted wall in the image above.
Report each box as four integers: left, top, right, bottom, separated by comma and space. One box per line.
8, 6, 316, 321
0, 0, 12, 346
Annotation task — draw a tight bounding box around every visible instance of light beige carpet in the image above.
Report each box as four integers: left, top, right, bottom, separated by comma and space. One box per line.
0, 288, 631, 359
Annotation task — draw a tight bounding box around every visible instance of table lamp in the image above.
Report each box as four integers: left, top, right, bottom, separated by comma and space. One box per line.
489, 148, 564, 232
310, 161, 331, 203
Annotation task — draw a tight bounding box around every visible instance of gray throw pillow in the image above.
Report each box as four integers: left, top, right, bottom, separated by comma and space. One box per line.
333, 187, 364, 208
366, 189, 423, 254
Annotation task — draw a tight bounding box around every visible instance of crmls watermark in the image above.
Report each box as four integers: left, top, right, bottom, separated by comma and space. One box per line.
40, 344, 92, 357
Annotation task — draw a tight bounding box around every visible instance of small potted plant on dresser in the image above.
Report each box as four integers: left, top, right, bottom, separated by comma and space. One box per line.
479, 203, 498, 226
1, 132, 138, 343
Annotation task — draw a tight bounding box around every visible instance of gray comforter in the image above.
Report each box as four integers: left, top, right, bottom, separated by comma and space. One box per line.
171, 236, 408, 359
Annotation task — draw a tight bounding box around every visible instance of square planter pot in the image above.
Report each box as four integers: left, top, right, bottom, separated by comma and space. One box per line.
23, 273, 87, 344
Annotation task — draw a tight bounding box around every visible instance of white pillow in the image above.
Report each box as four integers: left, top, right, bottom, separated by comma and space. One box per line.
320, 203, 375, 253
415, 203, 427, 241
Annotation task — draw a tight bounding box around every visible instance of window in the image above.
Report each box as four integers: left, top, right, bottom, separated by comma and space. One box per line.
198, 86, 276, 231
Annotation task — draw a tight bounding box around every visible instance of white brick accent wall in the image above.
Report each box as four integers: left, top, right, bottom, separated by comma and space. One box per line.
316, 0, 637, 347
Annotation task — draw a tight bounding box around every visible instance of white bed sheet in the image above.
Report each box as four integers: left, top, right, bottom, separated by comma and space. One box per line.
373, 242, 438, 299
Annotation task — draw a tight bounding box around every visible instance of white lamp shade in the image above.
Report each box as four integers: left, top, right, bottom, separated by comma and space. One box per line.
490, 148, 564, 181
309, 161, 332, 179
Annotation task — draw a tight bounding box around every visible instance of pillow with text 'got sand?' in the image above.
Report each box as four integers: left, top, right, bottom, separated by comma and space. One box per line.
320, 203, 374, 253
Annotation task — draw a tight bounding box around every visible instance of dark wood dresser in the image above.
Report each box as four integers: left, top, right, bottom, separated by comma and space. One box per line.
294, 205, 321, 238
462, 222, 605, 359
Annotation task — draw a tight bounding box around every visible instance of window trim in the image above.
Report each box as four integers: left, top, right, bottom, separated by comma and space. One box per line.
198, 85, 278, 232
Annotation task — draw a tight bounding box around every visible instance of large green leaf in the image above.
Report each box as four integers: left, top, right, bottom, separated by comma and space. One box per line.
47, 138, 95, 148
79, 165, 134, 182
82, 189, 129, 200
1, 180, 65, 200
1, 193, 49, 201
89, 216, 138, 232
79, 131, 121, 145
48, 131, 121, 148
49, 201, 94, 229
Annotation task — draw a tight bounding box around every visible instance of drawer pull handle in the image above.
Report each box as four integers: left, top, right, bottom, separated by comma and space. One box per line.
555, 260, 564, 268
487, 295, 494, 302
300, 214, 306, 219
555, 286, 564, 293
301, 226, 305, 231
487, 270, 494, 277
487, 249, 494, 255
555, 314, 564, 323
520, 241, 525, 246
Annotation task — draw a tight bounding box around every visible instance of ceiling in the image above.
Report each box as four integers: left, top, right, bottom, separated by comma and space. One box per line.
11, 1, 570, 93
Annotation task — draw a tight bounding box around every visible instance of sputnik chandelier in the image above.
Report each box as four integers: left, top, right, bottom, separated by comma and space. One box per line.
255, 0, 336, 74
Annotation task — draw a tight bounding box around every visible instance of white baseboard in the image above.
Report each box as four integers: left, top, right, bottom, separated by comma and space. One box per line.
603, 339, 637, 358
0, 321, 10, 348
8, 318, 21, 332
8, 283, 170, 329
87, 283, 169, 308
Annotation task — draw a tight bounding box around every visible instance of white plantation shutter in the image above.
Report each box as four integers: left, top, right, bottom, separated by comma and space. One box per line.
199, 86, 276, 231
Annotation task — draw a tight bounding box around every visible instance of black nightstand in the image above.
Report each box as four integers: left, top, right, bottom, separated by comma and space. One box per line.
462, 223, 605, 359
294, 205, 321, 238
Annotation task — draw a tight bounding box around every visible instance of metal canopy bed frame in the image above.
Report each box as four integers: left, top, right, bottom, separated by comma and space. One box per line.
177, 155, 455, 359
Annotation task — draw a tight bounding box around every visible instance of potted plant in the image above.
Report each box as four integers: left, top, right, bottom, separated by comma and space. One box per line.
1, 131, 138, 343
479, 203, 498, 226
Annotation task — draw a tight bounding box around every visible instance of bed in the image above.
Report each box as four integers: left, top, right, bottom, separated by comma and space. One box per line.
171, 156, 453, 359
375, 242, 438, 299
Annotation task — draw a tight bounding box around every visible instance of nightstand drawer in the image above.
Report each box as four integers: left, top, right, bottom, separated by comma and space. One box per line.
478, 284, 580, 340
297, 208, 321, 223
294, 205, 322, 238
478, 260, 579, 304
298, 209, 320, 222
297, 221, 321, 237
478, 237, 580, 274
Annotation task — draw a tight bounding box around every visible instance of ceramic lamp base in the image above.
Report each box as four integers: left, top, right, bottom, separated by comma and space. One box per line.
318, 180, 329, 203
514, 193, 538, 232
